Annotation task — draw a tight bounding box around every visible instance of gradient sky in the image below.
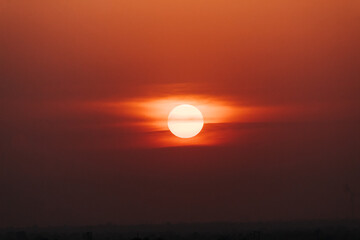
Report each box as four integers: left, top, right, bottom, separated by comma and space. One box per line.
1, 0, 360, 227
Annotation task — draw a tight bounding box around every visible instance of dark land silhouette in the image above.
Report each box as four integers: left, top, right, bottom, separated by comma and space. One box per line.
2, 221, 360, 240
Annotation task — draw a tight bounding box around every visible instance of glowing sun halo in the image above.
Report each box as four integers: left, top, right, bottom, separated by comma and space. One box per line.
168, 104, 204, 138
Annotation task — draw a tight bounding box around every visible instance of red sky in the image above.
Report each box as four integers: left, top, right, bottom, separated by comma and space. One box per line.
1, 0, 360, 227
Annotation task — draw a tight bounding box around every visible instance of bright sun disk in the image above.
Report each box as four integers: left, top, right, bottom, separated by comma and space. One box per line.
168, 104, 204, 138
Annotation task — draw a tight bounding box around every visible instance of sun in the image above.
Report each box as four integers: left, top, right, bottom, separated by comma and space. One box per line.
168, 104, 204, 138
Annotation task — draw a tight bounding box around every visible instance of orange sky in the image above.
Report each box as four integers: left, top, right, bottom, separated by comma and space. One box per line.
1, 0, 360, 227
2, 0, 360, 148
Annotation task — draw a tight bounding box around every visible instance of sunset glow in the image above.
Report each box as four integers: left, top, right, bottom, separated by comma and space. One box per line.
2, 0, 359, 229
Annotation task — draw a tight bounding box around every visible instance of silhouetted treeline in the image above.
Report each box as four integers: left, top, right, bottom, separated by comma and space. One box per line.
1, 221, 360, 240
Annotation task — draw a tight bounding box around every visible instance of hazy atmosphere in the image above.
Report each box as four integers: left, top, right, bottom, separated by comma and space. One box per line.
1, 0, 360, 227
